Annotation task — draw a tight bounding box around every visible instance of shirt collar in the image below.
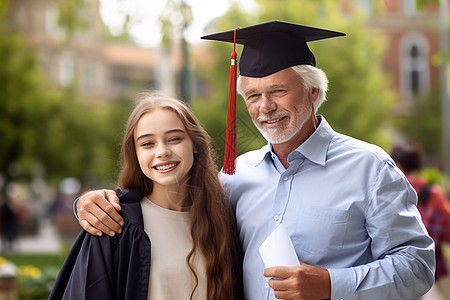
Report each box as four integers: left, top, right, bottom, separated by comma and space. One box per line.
296, 116, 333, 166
254, 115, 334, 167
255, 144, 273, 166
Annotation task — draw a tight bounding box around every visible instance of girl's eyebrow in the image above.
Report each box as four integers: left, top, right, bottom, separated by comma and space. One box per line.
136, 129, 186, 142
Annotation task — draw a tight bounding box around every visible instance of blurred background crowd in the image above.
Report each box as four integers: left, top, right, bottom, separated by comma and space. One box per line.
0, 0, 449, 298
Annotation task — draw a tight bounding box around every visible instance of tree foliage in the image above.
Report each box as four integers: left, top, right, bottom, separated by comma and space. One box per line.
56, 0, 89, 39
0, 29, 128, 191
159, 0, 193, 51
395, 87, 443, 157
0, 0, 131, 200
0, 31, 50, 181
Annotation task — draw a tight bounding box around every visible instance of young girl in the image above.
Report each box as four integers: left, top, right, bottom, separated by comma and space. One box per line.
49, 92, 243, 300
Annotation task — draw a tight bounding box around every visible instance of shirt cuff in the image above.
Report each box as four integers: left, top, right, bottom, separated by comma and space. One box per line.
73, 197, 79, 220
328, 267, 356, 300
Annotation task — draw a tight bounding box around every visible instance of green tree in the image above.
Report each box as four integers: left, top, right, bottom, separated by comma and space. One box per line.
56, 0, 89, 39
30, 87, 128, 185
0, 30, 51, 183
0, 31, 111, 192
395, 87, 443, 157
0, 0, 131, 200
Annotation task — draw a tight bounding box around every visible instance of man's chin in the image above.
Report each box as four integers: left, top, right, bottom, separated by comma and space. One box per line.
256, 125, 293, 144
262, 133, 289, 145
260, 128, 301, 145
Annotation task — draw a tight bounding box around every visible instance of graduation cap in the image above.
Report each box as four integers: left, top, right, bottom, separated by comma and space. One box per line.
201, 21, 345, 174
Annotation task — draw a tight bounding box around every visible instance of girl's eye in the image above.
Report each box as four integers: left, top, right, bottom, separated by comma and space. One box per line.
169, 137, 182, 143
142, 142, 154, 147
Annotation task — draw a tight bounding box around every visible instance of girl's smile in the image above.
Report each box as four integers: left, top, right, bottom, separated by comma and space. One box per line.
152, 161, 180, 172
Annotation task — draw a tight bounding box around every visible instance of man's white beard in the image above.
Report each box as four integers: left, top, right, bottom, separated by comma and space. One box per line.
255, 100, 312, 145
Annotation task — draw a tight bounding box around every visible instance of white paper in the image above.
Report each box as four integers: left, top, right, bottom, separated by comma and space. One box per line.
259, 223, 300, 268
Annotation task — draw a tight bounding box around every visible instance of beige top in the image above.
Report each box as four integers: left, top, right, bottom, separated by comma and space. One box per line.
140, 197, 207, 300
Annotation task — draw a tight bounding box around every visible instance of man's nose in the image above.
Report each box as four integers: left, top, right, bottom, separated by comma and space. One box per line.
260, 94, 276, 114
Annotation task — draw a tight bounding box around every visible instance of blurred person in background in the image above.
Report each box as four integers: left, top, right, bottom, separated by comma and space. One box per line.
392, 141, 450, 300
0, 199, 18, 253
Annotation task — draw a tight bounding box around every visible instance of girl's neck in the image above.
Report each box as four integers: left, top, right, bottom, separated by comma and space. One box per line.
147, 183, 191, 212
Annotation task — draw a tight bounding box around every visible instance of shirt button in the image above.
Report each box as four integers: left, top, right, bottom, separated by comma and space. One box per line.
274, 215, 280, 221
265, 283, 269, 288
283, 176, 289, 181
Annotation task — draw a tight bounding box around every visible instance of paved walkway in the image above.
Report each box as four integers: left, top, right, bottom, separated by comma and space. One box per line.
1, 219, 62, 254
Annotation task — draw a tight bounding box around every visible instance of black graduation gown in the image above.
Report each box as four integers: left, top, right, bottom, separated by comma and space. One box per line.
49, 189, 150, 300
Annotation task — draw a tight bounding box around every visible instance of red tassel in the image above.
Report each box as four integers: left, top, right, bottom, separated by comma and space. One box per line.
223, 27, 240, 175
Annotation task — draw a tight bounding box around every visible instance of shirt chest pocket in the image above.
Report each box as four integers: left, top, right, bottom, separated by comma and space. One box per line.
290, 206, 349, 254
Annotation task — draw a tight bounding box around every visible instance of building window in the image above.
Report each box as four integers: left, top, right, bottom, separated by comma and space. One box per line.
45, 3, 60, 38
112, 75, 131, 87
59, 54, 75, 86
357, 0, 373, 14
409, 45, 421, 93
403, 0, 417, 14
82, 64, 95, 91
400, 34, 429, 101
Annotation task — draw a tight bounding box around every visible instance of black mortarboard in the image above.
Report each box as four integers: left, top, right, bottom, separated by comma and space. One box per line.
201, 20, 346, 77
201, 21, 345, 174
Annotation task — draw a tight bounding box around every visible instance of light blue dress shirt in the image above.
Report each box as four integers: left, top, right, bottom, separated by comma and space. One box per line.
219, 116, 435, 300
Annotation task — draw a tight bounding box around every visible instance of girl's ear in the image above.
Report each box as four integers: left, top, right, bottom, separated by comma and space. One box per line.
193, 145, 199, 154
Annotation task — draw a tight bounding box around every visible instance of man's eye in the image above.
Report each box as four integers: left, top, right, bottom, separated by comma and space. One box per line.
246, 94, 259, 101
273, 89, 286, 94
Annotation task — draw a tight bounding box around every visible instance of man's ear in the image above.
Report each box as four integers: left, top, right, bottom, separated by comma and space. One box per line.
310, 87, 320, 104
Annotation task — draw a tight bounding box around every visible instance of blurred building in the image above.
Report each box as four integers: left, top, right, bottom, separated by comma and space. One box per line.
7, 0, 204, 102
343, 0, 443, 113
8, 0, 445, 107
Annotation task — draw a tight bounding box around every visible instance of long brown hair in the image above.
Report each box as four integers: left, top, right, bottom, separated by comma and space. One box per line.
118, 92, 243, 300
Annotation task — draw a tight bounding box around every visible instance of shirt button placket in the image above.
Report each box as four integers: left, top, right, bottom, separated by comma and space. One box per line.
271, 173, 290, 228
273, 175, 289, 223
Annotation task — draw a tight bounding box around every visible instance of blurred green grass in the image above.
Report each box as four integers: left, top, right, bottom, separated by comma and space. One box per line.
3, 252, 67, 270
3, 239, 73, 271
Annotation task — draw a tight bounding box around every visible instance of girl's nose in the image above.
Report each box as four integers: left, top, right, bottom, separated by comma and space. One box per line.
155, 144, 171, 158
